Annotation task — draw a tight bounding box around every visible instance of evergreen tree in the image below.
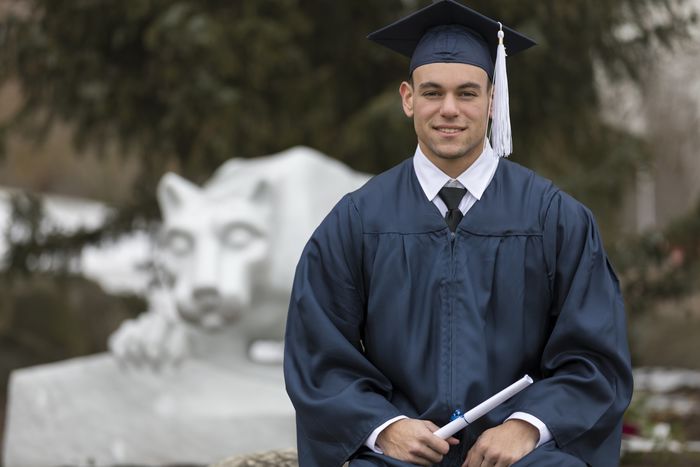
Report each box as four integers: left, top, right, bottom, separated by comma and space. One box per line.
0, 0, 693, 269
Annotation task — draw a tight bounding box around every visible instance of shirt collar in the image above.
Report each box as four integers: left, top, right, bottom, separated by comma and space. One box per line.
412, 142, 499, 202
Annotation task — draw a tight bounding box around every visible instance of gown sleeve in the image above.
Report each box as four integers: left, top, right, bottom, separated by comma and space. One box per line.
510, 190, 634, 465
283, 195, 401, 467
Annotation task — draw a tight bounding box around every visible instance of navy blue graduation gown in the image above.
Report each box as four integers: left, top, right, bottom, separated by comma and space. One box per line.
284, 158, 633, 466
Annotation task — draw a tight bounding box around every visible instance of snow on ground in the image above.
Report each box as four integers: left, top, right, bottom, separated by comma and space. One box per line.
0, 186, 151, 295
635, 367, 700, 393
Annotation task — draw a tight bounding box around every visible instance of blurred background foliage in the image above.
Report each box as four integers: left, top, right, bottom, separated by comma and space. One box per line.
0, 0, 693, 232
0, 0, 699, 459
1, 0, 697, 306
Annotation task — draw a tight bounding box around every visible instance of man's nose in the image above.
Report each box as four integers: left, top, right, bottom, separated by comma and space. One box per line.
440, 94, 459, 117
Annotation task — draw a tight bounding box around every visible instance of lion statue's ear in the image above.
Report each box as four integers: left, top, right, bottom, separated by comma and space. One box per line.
157, 173, 202, 221
250, 178, 272, 204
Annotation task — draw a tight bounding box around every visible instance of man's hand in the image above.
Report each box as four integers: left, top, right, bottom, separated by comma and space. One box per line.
377, 418, 459, 466
462, 419, 539, 467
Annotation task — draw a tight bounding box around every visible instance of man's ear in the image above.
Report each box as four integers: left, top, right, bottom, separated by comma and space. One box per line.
399, 80, 414, 118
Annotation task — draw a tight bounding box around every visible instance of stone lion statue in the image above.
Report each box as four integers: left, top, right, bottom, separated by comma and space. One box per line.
3, 147, 370, 467
108, 146, 371, 368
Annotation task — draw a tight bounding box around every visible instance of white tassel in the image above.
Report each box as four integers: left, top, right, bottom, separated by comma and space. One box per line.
490, 23, 512, 158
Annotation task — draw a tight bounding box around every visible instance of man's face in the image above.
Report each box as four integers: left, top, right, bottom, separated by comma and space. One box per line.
400, 62, 491, 166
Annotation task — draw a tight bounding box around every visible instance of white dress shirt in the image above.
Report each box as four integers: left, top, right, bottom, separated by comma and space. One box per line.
365, 143, 552, 453
413, 141, 498, 217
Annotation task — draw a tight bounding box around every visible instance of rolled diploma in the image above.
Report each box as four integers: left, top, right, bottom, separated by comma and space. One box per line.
433, 374, 534, 439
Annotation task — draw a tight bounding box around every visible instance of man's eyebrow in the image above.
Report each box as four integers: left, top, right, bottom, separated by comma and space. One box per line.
417, 81, 441, 89
417, 81, 483, 90
457, 82, 483, 90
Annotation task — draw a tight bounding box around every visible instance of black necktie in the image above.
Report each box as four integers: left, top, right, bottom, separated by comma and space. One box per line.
438, 186, 466, 232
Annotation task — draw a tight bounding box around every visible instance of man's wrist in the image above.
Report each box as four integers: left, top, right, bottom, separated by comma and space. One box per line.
365, 415, 408, 453
506, 412, 552, 448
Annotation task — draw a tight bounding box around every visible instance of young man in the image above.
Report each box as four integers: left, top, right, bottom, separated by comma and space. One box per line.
284, 1, 633, 466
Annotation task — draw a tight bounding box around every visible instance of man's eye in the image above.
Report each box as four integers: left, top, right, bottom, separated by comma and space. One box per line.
423, 91, 440, 97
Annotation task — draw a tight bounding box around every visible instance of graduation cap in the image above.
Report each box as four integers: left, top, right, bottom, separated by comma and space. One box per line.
367, 0, 536, 158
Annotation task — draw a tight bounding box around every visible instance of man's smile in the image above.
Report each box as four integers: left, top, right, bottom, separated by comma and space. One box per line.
434, 125, 466, 135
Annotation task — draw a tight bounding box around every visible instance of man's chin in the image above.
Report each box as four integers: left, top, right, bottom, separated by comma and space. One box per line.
433, 148, 473, 161
432, 141, 485, 161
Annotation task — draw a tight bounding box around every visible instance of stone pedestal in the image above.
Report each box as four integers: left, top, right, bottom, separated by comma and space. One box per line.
2, 353, 295, 467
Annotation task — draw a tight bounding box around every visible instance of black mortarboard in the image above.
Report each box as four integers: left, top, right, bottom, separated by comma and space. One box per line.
367, 0, 537, 158
367, 0, 536, 78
